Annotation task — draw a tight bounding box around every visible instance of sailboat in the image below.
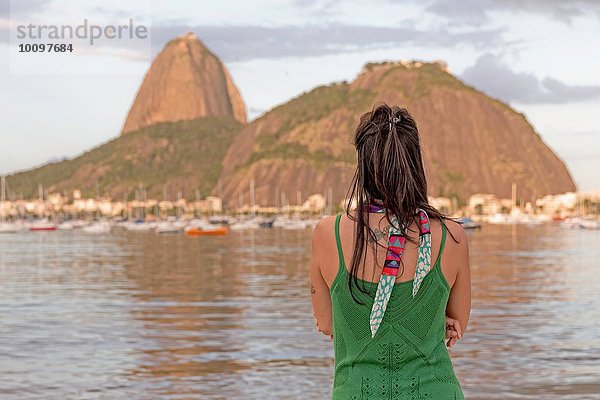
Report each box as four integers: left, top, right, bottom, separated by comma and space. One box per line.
29, 219, 58, 231
155, 220, 182, 234
82, 221, 112, 233
123, 184, 155, 231
29, 183, 57, 231
0, 222, 20, 233
0, 176, 21, 233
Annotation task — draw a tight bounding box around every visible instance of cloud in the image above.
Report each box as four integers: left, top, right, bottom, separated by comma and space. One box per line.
0, 0, 49, 19
150, 23, 504, 62
0, 0, 49, 42
0, 18, 503, 63
460, 53, 600, 104
426, 0, 600, 25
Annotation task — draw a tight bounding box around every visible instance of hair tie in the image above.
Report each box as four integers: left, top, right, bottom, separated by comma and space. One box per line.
388, 114, 401, 132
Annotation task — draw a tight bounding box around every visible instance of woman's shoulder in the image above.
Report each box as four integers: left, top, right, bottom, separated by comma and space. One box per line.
312, 214, 347, 260
442, 217, 466, 237
312, 214, 339, 239
438, 217, 469, 260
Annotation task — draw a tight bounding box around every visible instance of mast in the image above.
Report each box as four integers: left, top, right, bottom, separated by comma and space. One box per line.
249, 179, 255, 217
1, 176, 5, 222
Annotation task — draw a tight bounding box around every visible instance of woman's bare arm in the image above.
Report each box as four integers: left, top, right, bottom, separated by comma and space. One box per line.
445, 223, 472, 334
310, 220, 333, 338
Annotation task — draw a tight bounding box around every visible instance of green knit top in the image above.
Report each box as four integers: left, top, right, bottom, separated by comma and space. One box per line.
331, 213, 464, 399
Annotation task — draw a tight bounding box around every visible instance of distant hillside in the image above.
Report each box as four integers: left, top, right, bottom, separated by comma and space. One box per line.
121, 32, 247, 134
216, 61, 576, 207
8, 117, 243, 200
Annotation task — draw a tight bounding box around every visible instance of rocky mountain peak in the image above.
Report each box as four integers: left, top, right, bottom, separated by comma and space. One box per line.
121, 33, 247, 134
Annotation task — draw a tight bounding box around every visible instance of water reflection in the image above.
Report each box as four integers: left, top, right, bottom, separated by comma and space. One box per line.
0, 225, 599, 399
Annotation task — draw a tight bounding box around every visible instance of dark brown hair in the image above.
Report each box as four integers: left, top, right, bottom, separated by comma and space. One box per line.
344, 102, 459, 303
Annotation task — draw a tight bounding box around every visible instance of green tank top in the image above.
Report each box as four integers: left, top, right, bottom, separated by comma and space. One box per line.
331, 213, 464, 399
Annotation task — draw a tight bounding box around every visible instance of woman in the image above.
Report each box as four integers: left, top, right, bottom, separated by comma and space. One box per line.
310, 103, 471, 399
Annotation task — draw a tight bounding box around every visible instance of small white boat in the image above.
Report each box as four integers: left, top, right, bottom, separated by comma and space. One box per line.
560, 218, 579, 229
123, 221, 155, 231
559, 217, 600, 230
72, 220, 91, 228
457, 217, 482, 229
579, 219, 600, 230
281, 220, 308, 230
522, 218, 543, 227
185, 219, 220, 231
57, 221, 75, 230
487, 214, 512, 224
155, 222, 182, 234
0, 222, 21, 233
82, 222, 112, 233
229, 219, 261, 230
29, 219, 57, 231
208, 215, 235, 225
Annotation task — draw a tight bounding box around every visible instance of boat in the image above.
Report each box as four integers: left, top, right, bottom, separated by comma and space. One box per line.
282, 221, 308, 230
281, 219, 308, 230
487, 212, 545, 226
259, 218, 274, 228
72, 220, 91, 228
123, 220, 155, 231
562, 217, 600, 230
187, 218, 213, 230
487, 213, 513, 224
155, 221, 182, 234
0, 176, 20, 233
229, 219, 261, 230
0, 222, 21, 233
29, 219, 57, 231
82, 221, 112, 233
456, 217, 481, 229
208, 215, 234, 225
186, 226, 228, 236
579, 219, 600, 230
57, 221, 75, 230
560, 218, 579, 229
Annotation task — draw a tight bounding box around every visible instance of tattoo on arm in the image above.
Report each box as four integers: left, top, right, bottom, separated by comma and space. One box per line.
310, 282, 316, 294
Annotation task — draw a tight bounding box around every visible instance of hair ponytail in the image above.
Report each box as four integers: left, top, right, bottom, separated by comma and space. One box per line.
344, 102, 456, 303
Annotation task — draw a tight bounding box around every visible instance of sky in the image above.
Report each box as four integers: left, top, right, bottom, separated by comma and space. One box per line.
0, 0, 599, 191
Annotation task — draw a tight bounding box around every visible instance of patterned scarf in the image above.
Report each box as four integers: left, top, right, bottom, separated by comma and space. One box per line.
365, 198, 432, 338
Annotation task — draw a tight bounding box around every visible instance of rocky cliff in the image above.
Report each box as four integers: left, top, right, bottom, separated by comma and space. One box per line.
121, 33, 246, 134
216, 61, 576, 207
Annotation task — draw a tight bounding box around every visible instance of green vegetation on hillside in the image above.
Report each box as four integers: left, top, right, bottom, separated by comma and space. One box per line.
8, 117, 243, 200
237, 83, 373, 171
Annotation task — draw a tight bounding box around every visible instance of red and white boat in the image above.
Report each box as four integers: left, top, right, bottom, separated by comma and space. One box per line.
29, 219, 57, 231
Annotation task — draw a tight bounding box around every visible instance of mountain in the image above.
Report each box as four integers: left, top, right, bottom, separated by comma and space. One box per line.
8, 117, 243, 200
7, 52, 576, 206
216, 61, 576, 207
121, 33, 246, 134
